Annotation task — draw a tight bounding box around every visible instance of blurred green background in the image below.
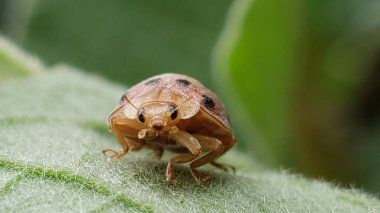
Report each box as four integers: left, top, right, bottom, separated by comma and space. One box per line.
1, 0, 379, 194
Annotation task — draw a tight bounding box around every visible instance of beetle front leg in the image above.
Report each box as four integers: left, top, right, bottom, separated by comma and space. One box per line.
166, 129, 201, 184
103, 137, 144, 159
102, 116, 130, 160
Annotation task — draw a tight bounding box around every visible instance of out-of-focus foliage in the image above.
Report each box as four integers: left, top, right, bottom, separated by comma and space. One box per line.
295, 0, 380, 190
1, 0, 380, 195
213, 0, 380, 193
2, 0, 231, 87
213, 0, 300, 166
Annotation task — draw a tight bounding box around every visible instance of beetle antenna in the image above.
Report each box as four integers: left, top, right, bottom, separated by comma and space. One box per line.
123, 95, 138, 110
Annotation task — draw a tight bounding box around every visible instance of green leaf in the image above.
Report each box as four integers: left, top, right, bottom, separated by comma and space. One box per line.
212, 0, 300, 165
212, 0, 380, 192
0, 37, 379, 212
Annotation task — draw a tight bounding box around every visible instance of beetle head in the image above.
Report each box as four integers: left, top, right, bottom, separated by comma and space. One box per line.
137, 102, 180, 130
121, 94, 200, 129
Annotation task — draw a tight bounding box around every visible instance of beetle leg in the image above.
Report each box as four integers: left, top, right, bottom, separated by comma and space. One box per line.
210, 161, 235, 173
166, 130, 201, 184
127, 138, 145, 151
102, 116, 130, 160
210, 135, 236, 173
189, 134, 226, 182
103, 137, 144, 159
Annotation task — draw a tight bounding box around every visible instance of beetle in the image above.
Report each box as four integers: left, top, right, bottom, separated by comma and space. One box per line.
103, 73, 236, 183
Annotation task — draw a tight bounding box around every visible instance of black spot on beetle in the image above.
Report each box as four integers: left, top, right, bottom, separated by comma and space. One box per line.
201, 95, 215, 109
176, 79, 191, 87
120, 92, 133, 105
144, 78, 162, 86
119, 92, 129, 104
119, 95, 125, 104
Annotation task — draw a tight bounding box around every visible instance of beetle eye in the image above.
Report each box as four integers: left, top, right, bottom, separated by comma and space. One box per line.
137, 109, 145, 123
170, 109, 178, 120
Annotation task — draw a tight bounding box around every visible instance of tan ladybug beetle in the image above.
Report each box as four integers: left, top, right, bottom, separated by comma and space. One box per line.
103, 73, 236, 183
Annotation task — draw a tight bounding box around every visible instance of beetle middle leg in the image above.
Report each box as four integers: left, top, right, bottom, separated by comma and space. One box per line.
189, 134, 226, 182
209, 135, 236, 173
209, 161, 235, 173
166, 130, 201, 183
